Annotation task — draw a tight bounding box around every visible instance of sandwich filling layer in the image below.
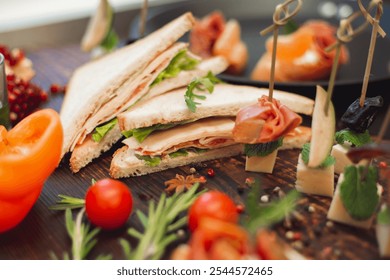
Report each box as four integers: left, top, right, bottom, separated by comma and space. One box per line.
122, 117, 235, 157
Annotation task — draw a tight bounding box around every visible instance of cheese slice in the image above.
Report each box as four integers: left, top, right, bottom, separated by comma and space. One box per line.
245, 150, 278, 173
295, 154, 334, 197
327, 173, 382, 229
331, 144, 368, 174
376, 224, 390, 257
123, 117, 235, 156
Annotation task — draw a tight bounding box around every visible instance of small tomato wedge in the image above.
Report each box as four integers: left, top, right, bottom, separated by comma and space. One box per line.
0, 109, 63, 233
188, 191, 238, 232
85, 179, 133, 230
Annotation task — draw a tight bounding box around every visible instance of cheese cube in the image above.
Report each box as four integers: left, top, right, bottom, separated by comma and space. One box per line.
245, 149, 278, 173
331, 144, 367, 174
327, 173, 382, 229
295, 154, 334, 197
376, 224, 390, 257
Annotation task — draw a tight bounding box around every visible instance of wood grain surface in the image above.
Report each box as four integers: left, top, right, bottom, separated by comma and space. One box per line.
0, 44, 388, 260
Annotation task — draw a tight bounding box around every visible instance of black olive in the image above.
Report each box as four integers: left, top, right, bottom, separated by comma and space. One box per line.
341, 96, 383, 133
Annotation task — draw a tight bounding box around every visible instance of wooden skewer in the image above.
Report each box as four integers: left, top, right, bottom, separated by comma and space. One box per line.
323, 8, 372, 114
260, 0, 302, 101
376, 105, 390, 144
358, 0, 386, 107
139, 0, 149, 38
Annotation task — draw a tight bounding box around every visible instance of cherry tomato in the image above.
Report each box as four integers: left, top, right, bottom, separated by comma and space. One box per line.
188, 191, 238, 232
85, 179, 133, 230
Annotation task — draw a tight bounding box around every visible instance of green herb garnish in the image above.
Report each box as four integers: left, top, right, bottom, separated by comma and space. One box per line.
301, 143, 335, 168
244, 138, 283, 157
151, 50, 199, 86
49, 195, 86, 210
340, 165, 379, 221
50, 208, 111, 260
244, 180, 299, 234
378, 205, 390, 225
169, 149, 189, 158
184, 71, 223, 113
135, 154, 161, 167
120, 184, 205, 259
335, 129, 372, 147
92, 118, 118, 142
100, 29, 119, 52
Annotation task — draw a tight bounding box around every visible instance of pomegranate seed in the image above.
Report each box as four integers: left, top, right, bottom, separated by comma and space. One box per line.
50, 83, 61, 93
206, 168, 215, 177
6, 74, 15, 82
379, 161, 388, 168
236, 204, 245, 214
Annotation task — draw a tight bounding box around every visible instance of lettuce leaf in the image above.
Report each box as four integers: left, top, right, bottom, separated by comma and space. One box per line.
151, 50, 199, 86
135, 154, 161, 167
92, 118, 118, 142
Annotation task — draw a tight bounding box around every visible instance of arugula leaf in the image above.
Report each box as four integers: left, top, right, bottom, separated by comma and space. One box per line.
169, 149, 189, 158
244, 138, 283, 157
283, 20, 299, 34
100, 29, 119, 52
378, 205, 390, 225
92, 118, 118, 142
340, 165, 379, 221
184, 71, 224, 113
301, 143, 335, 168
135, 154, 161, 167
151, 50, 199, 86
244, 179, 299, 234
335, 129, 372, 147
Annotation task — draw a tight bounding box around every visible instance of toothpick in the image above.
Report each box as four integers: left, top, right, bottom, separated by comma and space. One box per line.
323, 8, 372, 114
139, 0, 149, 37
260, 0, 302, 102
358, 0, 386, 107
376, 105, 390, 144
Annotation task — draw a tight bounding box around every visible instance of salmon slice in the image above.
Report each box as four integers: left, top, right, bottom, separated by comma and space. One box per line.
251, 20, 349, 82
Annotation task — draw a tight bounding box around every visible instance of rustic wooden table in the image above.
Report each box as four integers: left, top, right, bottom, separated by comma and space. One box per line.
0, 44, 388, 260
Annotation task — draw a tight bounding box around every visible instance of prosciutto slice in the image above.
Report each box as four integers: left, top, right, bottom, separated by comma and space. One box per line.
233, 95, 302, 144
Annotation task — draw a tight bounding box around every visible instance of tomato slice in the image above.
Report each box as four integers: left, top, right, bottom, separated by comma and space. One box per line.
0, 109, 63, 233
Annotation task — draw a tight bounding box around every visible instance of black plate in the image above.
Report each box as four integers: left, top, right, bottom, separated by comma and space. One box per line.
129, 0, 390, 136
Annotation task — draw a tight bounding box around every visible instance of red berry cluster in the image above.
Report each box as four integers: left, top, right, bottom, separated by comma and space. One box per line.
0, 45, 24, 66
6, 74, 48, 125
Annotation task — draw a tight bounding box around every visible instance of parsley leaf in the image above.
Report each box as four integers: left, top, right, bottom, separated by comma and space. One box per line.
282, 20, 299, 34
340, 165, 379, 221
335, 129, 372, 147
135, 154, 161, 167
151, 50, 199, 86
378, 205, 390, 225
301, 143, 335, 168
184, 71, 223, 113
92, 118, 118, 142
244, 138, 283, 157
169, 149, 189, 158
244, 179, 299, 234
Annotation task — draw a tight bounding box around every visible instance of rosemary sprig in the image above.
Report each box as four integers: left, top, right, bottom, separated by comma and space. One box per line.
244, 180, 299, 234
184, 71, 223, 112
120, 183, 205, 260
51, 208, 111, 260
49, 194, 85, 210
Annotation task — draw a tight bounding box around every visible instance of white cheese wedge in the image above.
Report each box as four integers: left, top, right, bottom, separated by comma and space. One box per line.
295, 154, 334, 197
331, 144, 367, 174
327, 173, 382, 229
245, 149, 278, 173
376, 224, 390, 257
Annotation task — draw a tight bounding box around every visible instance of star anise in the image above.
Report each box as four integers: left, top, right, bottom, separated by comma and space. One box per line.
164, 174, 207, 193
